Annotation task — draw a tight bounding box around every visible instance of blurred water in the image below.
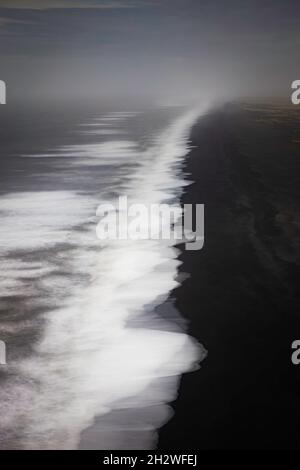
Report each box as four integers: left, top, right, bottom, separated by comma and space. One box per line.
0, 104, 206, 449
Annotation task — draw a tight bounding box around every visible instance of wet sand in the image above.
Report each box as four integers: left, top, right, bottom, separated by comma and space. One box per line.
159, 102, 300, 449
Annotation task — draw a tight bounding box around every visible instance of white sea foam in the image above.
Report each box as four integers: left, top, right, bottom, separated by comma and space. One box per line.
80, 129, 126, 136
22, 141, 138, 165
0, 107, 207, 450
0, 191, 96, 251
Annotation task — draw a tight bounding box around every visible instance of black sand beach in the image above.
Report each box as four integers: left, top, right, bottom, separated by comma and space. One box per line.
159, 102, 300, 449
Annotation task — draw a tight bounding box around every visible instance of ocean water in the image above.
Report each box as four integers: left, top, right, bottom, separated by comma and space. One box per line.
0, 104, 206, 449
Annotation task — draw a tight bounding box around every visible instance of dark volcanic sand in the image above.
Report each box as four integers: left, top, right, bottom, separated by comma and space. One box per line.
159, 102, 300, 449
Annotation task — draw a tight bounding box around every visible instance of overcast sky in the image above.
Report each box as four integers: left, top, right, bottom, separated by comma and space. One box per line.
0, 0, 298, 104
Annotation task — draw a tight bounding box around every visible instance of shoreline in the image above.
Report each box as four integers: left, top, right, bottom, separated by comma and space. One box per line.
159, 102, 300, 449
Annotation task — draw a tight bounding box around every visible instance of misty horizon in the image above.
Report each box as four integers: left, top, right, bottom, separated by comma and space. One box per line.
0, 0, 299, 105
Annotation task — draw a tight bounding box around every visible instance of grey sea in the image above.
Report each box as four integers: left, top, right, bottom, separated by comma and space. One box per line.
0, 101, 206, 450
